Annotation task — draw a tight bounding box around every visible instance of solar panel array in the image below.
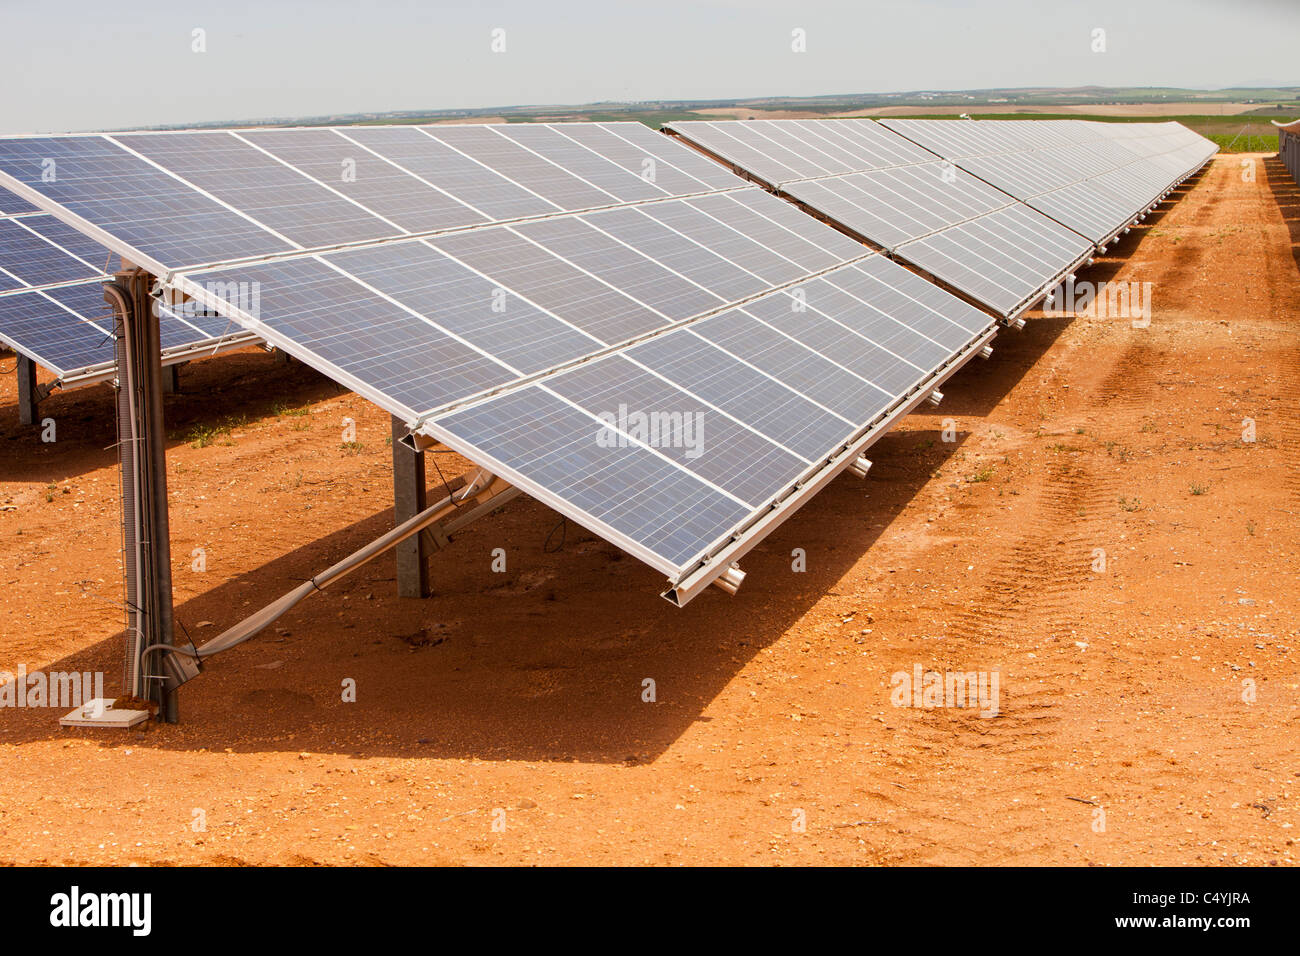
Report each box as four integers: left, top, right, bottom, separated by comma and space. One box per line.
0, 118, 1215, 602
879, 119, 1217, 245
0, 123, 998, 598
425, 255, 994, 578
666, 119, 1095, 317
0, 193, 257, 384
667, 118, 1214, 317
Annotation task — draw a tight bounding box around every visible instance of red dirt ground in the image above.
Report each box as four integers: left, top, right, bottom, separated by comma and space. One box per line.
0, 153, 1296, 866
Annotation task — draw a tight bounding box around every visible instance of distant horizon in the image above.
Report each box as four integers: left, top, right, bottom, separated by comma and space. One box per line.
3, 0, 1298, 134
86, 84, 1300, 135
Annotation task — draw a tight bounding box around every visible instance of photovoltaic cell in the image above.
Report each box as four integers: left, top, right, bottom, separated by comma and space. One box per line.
0, 201, 258, 382
511, 215, 725, 321
0, 278, 252, 382
0, 136, 294, 269
423, 125, 616, 212
622, 325, 857, 462
688, 306, 893, 425
190, 256, 517, 419
595, 122, 743, 191
18, 214, 116, 274
669, 118, 936, 185
544, 123, 719, 196
429, 252, 996, 576
898, 204, 1092, 316
577, 205, 769, 303
494, 125, 668, 203
337, 126, 558, 222
686, 193, 845, 273
0, 193, 41, 216
637, 199, 808, 284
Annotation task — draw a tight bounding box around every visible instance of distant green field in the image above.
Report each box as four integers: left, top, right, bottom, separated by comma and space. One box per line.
1204, 133, 1279, 153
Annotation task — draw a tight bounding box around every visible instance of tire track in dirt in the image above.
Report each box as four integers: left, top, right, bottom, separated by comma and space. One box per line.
867, 455, 1128, 862
1275, 347, 1300, 500
871, 316, 1167, 863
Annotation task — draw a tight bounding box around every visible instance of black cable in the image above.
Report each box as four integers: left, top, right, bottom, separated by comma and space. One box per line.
544, 516, 567, 553
428, 451, 456, 503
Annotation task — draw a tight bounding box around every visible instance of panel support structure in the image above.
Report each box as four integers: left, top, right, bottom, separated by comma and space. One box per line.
160, 363, 179, 394
391, 415, 430, 598
106, 271, 181, 722
16, 353, 37, 426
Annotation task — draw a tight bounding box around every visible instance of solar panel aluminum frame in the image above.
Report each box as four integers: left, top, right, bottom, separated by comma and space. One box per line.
60, 330, 262, 387
995, 243, 1095, 322
0, 274, 111, 299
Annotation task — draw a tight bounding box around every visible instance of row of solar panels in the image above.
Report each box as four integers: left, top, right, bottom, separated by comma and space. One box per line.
1278, 120, 1300, 186
0, 202, 257, 384
0, 119, 1213, 602
1, 119, 1212, 389
665, 119, 1216, 317
0, 121, 753, 386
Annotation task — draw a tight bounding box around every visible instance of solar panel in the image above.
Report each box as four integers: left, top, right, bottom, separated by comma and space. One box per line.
0, 216, 103, 287
174, 184, 881, 422
898, 205, 1091, 317
669, 118, 936, 185
0, 123, 1001, 600
425, 255, 995, 581
669, 118, 1095, 317
781, 162, 1011, 250
0, 193, 41, 216
880, 118, 1217, 244
0, 192, 258, 385
0, 278, 255, 384
0, 125, 758, 278
0, 284, 117, 376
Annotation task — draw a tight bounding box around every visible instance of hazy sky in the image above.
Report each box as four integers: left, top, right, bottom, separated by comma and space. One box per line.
1, 0, 1296, 133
